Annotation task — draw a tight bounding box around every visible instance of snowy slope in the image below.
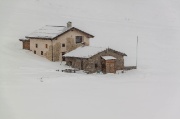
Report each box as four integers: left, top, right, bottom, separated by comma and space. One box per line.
1, 0, 180, 119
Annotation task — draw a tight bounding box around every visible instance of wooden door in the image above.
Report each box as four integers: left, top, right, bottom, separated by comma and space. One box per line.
106, 61, 115, 73
23, 41, 30, 50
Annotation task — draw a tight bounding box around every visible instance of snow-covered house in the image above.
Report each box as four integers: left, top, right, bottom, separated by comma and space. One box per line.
63, 46, 127, 74
19, 22, 94, 61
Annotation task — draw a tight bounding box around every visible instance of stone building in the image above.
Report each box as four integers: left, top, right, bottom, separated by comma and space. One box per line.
63, 46, 127, 74
19, 22, 94, 61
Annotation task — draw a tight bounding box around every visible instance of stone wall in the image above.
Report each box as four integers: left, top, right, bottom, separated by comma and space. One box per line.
45, 45, 53, 61
29, 28, 92, 62
66, 57, 82, 69
83, 49, 125, 73
44, 42, 61, 61
51, 29, 90, 61
30, 39, 51, 58
66, 38, 77, 52
65, 48, 126, 73
53, 42, 61, 61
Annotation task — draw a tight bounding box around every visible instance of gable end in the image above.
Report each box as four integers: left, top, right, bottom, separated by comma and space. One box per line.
54, 27, 94, 39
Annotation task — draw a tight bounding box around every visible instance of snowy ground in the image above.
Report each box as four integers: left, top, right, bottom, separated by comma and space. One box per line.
1, 0, 180, 119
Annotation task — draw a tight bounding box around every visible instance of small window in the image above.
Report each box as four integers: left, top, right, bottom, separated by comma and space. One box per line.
41, 51, 43, 55
36, 44, 38, 48
45, 44, 48, 48
76, 36, 83, 43
34, 50, 36, 54
62, 44, 65, 47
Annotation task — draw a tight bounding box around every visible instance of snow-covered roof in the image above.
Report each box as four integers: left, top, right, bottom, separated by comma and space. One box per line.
26, 25, 67, 39
101, 56, 116, 60
25, 25, 94, 40
19, 37, 29, 41
64, 46, 106, 58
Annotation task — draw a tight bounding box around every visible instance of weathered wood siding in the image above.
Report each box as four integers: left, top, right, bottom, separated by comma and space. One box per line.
102, 59, 116, 74
22, 40, 30, 50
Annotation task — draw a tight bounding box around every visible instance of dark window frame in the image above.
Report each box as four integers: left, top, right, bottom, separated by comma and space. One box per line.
45, 44, 48, 48
62, 44, 65, 47
36, 44, 38, 48
34, 50, 36, 54
76, 36, 83, 44
62, 52, 66, 61
41, 51, 43, 55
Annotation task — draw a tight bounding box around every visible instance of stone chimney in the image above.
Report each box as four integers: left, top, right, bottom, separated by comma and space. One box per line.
67, 21, 72, 28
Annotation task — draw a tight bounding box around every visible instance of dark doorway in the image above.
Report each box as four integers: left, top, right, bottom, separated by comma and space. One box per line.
41, 51, 43, 55
62, 52, 66, 61
95, 63, 98, 69
81, 60, 83, 70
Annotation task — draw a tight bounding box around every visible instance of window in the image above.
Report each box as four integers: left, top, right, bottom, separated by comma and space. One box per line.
62, 44, 65, 47
45, 44, 48, 48
34, 50, 36, 54
35, 44, 38, 48
76, 36, 83, 43
41, 51, 43, 55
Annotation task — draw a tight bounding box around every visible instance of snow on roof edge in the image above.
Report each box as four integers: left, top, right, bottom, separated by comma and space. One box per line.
101, 56, 116, 60
64, 46, 107, 58
25, 26, 94, 40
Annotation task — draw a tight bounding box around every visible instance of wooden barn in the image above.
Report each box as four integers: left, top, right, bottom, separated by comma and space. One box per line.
19, 38, 30, 50
101, 56, 117, 73
63, 46, 127, 74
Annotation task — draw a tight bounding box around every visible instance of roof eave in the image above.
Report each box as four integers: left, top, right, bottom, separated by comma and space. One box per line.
63, 56, 89, 59
73, 27, 94, 38
25, 36, 53, 40
19, 38, 29, 41
123, 54, 127, 56
54, 27, 94, 39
